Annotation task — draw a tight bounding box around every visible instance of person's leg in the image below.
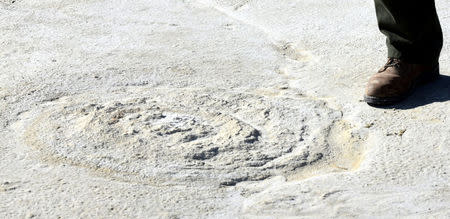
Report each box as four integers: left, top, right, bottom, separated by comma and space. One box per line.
374, 0, 443, 64
364, 0, 443, 106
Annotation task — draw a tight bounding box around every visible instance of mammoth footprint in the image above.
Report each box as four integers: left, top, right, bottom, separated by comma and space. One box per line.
273, 41, 316, 63
17, 88, 350, 186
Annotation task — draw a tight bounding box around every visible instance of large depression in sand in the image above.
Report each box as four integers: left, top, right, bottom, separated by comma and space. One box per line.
18, 87, 365, 185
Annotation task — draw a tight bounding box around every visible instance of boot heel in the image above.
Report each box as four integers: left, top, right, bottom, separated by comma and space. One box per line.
419, 63, 440, 84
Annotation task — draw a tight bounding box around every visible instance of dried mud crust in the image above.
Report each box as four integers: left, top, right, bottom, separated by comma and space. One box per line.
20, 87, 367, 185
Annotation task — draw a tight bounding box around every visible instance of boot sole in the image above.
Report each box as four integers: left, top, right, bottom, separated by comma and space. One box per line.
364, 64, 440, 106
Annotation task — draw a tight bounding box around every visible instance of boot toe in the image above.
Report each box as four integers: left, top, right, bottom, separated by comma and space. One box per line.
365, 75, 401, 98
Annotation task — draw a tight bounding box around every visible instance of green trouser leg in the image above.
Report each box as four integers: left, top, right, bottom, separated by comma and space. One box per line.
374, 0, 443, 64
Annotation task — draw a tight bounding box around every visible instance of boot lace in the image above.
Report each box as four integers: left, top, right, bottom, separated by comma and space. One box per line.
379, 58, 401, 72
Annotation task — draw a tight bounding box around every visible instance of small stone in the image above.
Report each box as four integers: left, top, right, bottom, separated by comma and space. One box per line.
397, 129, 406, 136
364, 122, 374, 128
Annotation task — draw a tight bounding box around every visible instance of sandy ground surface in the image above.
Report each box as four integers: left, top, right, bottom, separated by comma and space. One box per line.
1, 0, 449, 218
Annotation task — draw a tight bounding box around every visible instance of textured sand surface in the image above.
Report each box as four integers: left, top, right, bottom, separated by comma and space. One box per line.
1, 0, 449, 218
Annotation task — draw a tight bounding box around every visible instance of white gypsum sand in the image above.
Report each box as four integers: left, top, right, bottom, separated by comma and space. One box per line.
0, 0, 449, 217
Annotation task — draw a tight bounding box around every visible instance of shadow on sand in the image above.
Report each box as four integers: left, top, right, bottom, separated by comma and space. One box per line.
373, 74, 450, 109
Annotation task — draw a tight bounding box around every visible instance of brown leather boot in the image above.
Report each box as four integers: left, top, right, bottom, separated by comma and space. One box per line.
364, 58, 440, 106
